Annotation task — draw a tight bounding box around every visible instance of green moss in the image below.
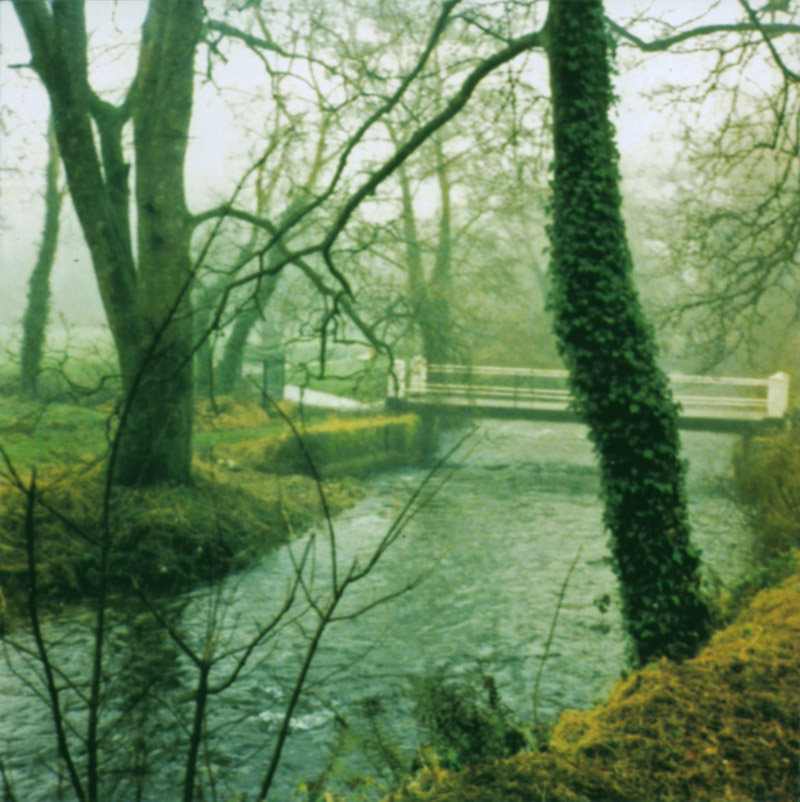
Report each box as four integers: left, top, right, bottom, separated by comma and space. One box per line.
384, 571, 800, 802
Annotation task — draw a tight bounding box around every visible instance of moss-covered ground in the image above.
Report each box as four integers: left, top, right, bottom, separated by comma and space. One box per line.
384, 560, 800, 802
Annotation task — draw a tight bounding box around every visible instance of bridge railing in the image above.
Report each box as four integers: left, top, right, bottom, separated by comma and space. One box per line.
392, 358, 790, 421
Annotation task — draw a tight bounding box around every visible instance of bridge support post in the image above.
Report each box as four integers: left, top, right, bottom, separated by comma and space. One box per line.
409, 356, 427, 394
390, 359, 407, 399
767, 371, 790, 418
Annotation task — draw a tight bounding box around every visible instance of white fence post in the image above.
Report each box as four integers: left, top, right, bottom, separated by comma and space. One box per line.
409, 356, 427, 395
391, 359, 407, 398
767, 371, 790, 418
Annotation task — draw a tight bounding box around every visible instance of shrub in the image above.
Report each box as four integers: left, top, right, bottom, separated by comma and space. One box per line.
733, 428, 800, 560
410, 668, 526, 770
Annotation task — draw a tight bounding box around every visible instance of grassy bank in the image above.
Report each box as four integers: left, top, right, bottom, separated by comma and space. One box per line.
209, 412, 424, 478
384, 562, 800, 802
0, 395, 423, 629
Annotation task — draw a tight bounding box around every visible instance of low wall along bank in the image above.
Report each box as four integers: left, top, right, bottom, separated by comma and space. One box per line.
218, 413, 425, 478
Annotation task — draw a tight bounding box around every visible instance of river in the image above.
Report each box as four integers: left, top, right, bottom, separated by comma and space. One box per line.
0, 420, 752, 800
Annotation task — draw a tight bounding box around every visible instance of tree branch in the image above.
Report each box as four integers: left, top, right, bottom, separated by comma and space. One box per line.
204, 17, 342, 75
737, 0, 800, 81
316, 24, 546, 263
605, 15, 800, 51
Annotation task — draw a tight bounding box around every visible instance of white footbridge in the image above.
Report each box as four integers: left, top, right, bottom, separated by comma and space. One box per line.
389, 358, 790, 433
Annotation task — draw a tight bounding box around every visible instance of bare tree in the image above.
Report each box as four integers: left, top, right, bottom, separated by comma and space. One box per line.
12, 0, 546, 485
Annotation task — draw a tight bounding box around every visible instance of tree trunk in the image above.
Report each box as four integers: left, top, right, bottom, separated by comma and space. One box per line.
394, 135, 454, 366
216, 309, 257, 396
216, 275, 279, 396
19, 119, 62, 399
113, 0, 202, 486
424, 137, 453, 366
192, 296, 215, 393
545, 0, 711, 663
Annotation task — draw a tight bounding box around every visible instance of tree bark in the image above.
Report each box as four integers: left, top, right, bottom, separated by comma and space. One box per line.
216, 300, 271, 395
114, 0, 202, 486
19, 119, 62, 399
545, 0, 711, 663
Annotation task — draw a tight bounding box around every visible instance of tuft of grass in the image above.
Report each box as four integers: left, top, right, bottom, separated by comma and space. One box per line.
194, 395, 274, 432
409, 669, 527, 771
712, 548, 800, 626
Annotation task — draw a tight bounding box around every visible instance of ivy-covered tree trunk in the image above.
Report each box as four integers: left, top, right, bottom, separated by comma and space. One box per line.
19, 119, 62, 398
545, 0, 711, 663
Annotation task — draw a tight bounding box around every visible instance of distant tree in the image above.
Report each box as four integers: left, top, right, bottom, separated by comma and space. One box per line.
661, 144, 800, 374
215, 112, 333, 396
190, 0, 549, 388
390, 132, 456, 366
379, 50, 549, 369
545, 0, 711, 663
667, 57, 800, 372
19, 117, 63, 399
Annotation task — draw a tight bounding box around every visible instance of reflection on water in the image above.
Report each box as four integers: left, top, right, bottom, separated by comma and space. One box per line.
0, 421, 751, 800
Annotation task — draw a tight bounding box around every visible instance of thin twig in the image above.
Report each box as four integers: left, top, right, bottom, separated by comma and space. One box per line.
256, 424, 476, 799
0, 757, 20, 802
22, 470, 87, 802
532, 546, 583, 725
258, 387, 340, 590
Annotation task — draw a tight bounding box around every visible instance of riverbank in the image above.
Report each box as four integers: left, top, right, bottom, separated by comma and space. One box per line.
385, 557, 800, 802
0, 396, 423, 630
378, 426, 800, 802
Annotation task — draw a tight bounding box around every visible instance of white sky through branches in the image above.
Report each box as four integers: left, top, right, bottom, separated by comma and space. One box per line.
0, 0, 786, 331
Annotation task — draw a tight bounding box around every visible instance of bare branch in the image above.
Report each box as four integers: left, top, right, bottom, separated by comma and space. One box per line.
22, 471, 87, 802
205, 17, 340, 75
737, 0, 800, 81
605, 15, 800, 51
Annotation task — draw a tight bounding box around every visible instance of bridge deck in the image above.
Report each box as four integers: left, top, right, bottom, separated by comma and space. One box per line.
390, 360, 790, 434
